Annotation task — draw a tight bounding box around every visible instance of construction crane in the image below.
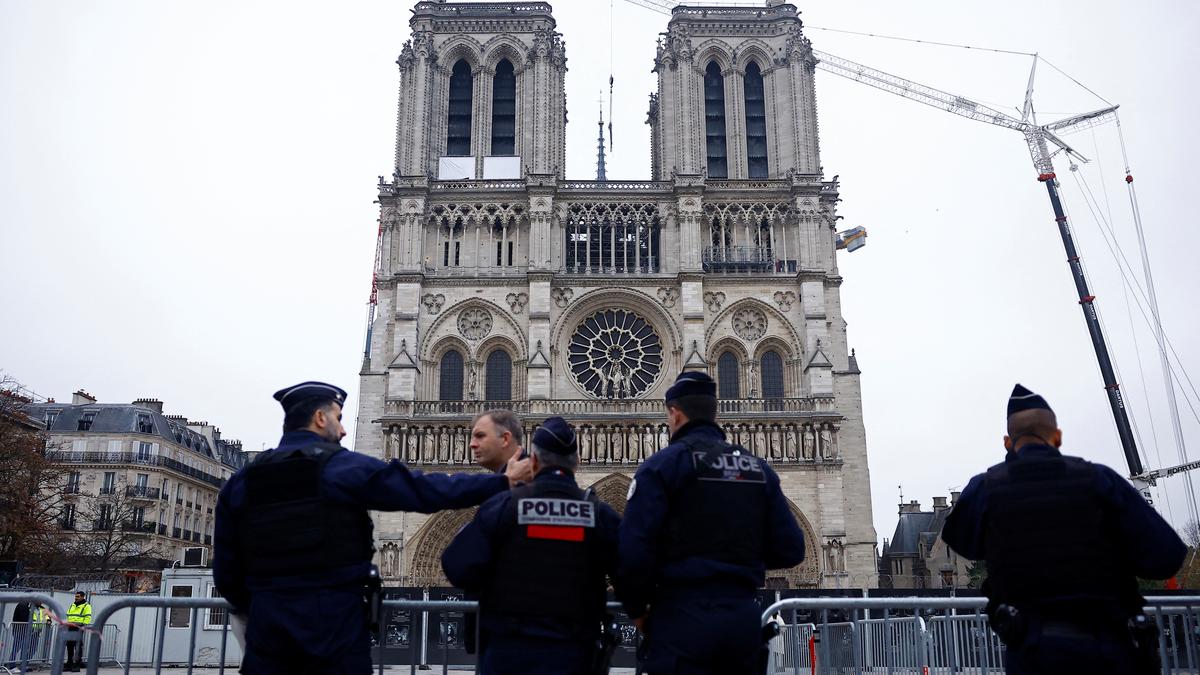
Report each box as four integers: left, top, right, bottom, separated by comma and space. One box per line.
621, 0, 1185, 499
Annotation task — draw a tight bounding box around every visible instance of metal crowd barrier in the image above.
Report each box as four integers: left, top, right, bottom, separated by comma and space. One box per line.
760, 596, 1200, 675
0, 593, 69, 674
7, 591, 1200, 674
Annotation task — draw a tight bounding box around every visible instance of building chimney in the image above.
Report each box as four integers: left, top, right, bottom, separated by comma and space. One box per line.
932, 496, 949, 512
899, 500, 922, 514
72, 390, 97, 405
950, 490, 962, 506
133, 398, 164, 413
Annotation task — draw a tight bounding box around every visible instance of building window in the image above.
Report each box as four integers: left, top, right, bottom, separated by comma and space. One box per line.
761, 350, 785, 399
137, 441, 153, 461
447, 59, 473, 156
439, 350, 465, 401
205, 585, 228, 629
45, 411, 59, 429
135, 473, 149, 488
66, 471, 81, 494
491, 58, 516, 156
136, 413, 154, 433
717, 352, 740, 399
441, 220, 464, 268
61, 503, 76, 529
101, 472, 116, 495
704, 61, 727, 179
744, 61, 768, 178
564, 203, 661, 274
78, 412, 96, 431
96, 504, 113, 530
485, 350, 512, 401
169, 586, 192, 628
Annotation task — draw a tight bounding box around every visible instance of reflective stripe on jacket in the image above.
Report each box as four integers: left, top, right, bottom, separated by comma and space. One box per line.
67, 602, 92, 625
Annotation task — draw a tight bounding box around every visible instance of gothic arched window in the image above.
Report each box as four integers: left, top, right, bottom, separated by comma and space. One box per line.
744, 61, 768, 178
484, 350, 512, 401
717, 351, 740, 399
704, 61, 728, 179
761, 350, 785, 399
447, 59, 473, 156
439, 350, 464, 401
491, 59, 516, 156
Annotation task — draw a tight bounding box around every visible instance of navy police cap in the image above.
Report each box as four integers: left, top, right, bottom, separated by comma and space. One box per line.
665, 371, 717, 402
1006, 383, 1052, 417
533, 416, 577, 456
273, 381, 347, 413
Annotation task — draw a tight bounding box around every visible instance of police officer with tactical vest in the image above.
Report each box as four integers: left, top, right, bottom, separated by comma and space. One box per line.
442, 416, 621, 675
213, 381, 533, 674
943, 384, 1187, 674
618, 371, 807, 675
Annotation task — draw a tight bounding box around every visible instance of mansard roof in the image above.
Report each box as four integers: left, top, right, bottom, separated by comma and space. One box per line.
886, 510, 937, 556
24, 401, 243, 468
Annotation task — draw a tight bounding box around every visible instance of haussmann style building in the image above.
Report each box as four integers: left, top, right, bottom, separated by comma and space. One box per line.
354, 0, 877, 589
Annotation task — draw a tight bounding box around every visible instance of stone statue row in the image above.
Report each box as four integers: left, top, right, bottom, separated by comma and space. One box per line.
382, 421, 840, 465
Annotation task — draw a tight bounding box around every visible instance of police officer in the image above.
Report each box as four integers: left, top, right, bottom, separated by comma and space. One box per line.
942, 384, 1187, 674
442, 416, 621, 675
214, 381, 533, 674
618, 371, 807, 675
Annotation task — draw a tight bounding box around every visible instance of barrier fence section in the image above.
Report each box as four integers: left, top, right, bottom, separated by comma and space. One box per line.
760, 596, 1200, 675
0, 592, 69, 674
7, 591, 1200, 674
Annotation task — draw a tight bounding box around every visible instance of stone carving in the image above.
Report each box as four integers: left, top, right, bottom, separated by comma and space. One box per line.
773, 291, 796, 311
824, 539, 846, 574
656, 287, 679, 308
656, 23, 693, 70
381, 542, 401, 579
505, 292, 529, 314
422, 293, 445, 315
703, 291, 725, 312
819, 426, 839, 459
457, 308, 493, 341
551, 287, 574, 308
746, 361, 758, 399
732, 307, 767, 341
802, 425, 815, 460
467, 363, 479, 399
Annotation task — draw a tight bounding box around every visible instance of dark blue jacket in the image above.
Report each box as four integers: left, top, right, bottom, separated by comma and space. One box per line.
617, 420, 806, 619
943, 444, 1186, 580
442, 467, 621, 641
214, 430, 509, 613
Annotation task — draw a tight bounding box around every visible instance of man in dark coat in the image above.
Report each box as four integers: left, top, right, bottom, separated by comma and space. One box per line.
443, 416, 621, 675
214, 381, 532, 674
618, 371, 807, 675
943, 384, 1186, 674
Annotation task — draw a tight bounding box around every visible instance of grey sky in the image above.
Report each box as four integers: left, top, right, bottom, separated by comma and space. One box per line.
2, 0, 1197, 545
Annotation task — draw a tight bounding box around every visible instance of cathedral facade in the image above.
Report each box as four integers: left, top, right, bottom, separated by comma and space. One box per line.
355, 0, 877, 589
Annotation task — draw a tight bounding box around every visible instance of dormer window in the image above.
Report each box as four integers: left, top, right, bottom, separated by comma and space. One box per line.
78, 412, 96, 431
137, 414, 154, 434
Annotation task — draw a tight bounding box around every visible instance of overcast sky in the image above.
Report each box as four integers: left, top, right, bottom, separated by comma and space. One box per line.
2, 0, 1198, 545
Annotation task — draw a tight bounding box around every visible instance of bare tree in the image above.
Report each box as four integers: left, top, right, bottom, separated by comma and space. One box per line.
0, 375, 69, 571
66, 484, 166, 574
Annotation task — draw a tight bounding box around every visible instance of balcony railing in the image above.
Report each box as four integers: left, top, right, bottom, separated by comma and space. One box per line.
386, 397, 834, 419
43, 451, 226, 488
93, 519, 114, 531
172, 527, 181, 539
158, 524, 167, 536
702, 246, 796, 274
126, 486, 161, 500
64, 484, 81, 495
182, 530, 191, 540
60, 519, 76, 531
121, 520, 157, 533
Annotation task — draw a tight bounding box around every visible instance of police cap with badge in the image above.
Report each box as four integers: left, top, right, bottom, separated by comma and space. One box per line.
273, 381, 347, 414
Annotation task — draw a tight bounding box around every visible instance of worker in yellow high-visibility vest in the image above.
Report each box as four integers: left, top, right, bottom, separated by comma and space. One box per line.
64, 591, 92, 672
31, 603, 49, 661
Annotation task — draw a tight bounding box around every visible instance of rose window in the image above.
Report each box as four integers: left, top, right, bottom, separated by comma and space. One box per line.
457, 308, 493, 341
568, 309, 663, 398
732, 307, 767, 341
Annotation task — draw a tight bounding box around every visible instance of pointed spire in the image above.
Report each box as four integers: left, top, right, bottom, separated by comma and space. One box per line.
596, 94, 608, 182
